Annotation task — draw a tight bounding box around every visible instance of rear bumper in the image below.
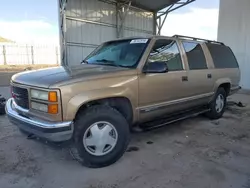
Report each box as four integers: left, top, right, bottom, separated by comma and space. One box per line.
6, 98, 73, 142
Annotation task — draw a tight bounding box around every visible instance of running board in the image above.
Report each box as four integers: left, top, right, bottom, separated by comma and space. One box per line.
138, 108, 210, 131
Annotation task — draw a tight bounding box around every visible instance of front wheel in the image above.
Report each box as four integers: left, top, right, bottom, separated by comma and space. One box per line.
73, 105, 130, 168
206, 88, 227, 119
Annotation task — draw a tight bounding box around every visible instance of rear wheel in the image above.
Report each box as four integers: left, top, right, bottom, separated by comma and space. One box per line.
206, 87, 227, 119
73, 105, 130, 168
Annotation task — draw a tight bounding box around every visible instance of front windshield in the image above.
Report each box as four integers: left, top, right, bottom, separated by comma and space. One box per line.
84, 39, 150, 68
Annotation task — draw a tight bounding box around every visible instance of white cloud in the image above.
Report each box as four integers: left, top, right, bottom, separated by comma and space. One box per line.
161, 8, 219, 40
0, 20, 59, 44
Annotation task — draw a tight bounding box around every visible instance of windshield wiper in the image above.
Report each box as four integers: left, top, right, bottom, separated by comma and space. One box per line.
96, 59, 115, 63
94, 59, 131, 68
95, 59, 118, 67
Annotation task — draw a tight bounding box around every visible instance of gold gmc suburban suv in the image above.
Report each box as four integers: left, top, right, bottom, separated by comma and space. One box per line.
6, 35, 241, 168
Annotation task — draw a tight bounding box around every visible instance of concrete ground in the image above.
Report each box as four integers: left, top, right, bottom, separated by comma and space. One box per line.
0, 72, 17, 87
0, 85, 250, 188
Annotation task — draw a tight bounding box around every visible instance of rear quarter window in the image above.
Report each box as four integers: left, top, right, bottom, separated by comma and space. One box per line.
207, 43, 239, 68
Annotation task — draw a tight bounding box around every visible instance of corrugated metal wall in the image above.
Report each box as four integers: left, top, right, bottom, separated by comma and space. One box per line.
218, 0, 250, 89
123, 6, 154, 37
64, 0, 154, 66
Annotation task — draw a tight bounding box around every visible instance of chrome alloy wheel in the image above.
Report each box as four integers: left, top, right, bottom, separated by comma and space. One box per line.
215, 94, 225, 113
83, 121, 118, 156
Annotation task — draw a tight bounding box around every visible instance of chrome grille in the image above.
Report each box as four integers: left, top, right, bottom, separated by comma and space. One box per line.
12, 86, 29, 109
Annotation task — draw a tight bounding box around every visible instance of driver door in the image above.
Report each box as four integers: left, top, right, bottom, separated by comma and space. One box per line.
138, 39, 189, 122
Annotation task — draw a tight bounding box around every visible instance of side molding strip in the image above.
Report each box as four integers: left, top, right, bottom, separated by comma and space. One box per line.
139, 92, 214, 113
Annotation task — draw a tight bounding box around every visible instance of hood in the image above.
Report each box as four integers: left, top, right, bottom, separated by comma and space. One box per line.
11, 64, 133, 88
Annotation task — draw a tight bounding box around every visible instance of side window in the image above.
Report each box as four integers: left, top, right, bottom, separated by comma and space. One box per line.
182, 42, 207, 70
206, 43, 239, 68
148, 39, 183, 71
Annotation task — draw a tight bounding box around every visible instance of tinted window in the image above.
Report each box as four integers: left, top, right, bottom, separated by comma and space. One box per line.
148, 40, 183, 71
207, 43, 239, 68
183, 42, 207, 70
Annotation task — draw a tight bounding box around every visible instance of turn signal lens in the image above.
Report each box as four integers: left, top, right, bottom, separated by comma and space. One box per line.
48, 104, 58, 114
48, 91, 57, 102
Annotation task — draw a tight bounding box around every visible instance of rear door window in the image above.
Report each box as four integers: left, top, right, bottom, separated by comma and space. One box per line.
206, 43, 239, 68
182, 42, 207, 70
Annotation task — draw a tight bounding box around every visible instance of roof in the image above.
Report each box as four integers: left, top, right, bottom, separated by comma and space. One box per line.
130, 0, 179, 12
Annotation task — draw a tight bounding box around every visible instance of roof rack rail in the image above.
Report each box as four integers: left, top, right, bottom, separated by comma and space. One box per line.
173, 35, 224, 45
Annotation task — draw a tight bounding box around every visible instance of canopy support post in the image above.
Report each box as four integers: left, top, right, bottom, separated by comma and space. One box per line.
116, 0, 132, 38
59, 0, 67, 66
155, 0, 195, 35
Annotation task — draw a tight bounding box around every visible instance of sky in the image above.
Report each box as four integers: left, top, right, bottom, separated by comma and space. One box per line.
162, 0, 220, 40
0, 0, 219, 44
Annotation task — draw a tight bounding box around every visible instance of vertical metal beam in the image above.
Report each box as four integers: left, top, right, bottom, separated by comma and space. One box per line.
31, 46, 34, 65
116, 2, 119, 38
58, 0, 67, 66
157, 16, 162, 35
26, 44, 30, 64
2, 45, 6, 65
55, 46, 59, 65
153, 12, 157, 35
116, 0, 131, 38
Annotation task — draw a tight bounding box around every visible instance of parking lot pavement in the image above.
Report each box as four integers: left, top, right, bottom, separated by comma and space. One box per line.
0, 86, 10, 99
0, 93, 250, 188
0, 72, 17, 87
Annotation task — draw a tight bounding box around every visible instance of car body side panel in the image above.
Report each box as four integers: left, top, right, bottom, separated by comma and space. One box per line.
138, 71, 189, 122
212, 68, 241, 91
60, 74, 139, 122
137, 37, 192, 123
176, 40, 216, 107
202, 42, 241, 93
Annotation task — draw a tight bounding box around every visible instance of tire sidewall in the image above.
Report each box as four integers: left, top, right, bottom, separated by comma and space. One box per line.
74, 106, 130, 167
209, 88, 227, 119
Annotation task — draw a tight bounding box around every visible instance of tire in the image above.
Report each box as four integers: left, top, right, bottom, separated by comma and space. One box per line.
73, 105, 130, 168
206, 87, 227, 119
0, 108, 5, 115
0, 104, 5, 115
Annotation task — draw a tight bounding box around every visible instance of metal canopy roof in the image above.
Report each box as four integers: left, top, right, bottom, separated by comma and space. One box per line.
130, 0, 179, 12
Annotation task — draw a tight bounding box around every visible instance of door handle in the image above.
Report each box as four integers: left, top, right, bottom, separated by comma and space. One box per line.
182, 76, 188, 82
207, 74, 212, 79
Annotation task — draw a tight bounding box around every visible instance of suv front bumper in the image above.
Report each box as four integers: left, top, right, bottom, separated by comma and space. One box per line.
6, 98, 73, 142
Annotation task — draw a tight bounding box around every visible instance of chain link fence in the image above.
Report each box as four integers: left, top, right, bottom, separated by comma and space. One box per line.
0, 43, 60, 65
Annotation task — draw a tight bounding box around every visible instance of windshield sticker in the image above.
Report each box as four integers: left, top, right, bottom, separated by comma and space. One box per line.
130, 39, 148, 44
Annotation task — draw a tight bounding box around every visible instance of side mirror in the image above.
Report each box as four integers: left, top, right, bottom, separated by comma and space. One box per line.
143, 61, 168, 73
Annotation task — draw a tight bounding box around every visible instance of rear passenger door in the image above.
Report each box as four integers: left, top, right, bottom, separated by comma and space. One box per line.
181, 41, 214, 103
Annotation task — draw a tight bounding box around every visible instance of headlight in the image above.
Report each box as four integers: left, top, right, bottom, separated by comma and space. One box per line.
31, 102, 58, 114
31, 89, 57, 102
31, 89, 48, 101
31, 102, 48, 112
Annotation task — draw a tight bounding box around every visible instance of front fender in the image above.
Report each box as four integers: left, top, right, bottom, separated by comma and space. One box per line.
64, 87, 137, 121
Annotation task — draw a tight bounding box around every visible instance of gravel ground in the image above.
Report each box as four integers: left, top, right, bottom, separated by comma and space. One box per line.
0, 89, 250, 188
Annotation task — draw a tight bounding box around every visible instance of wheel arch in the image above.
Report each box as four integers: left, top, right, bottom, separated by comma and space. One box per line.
214, 78, 232, 96
74, 96, 134, 125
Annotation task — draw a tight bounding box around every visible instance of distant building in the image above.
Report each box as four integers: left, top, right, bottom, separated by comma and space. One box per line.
218, 0, 250, 89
